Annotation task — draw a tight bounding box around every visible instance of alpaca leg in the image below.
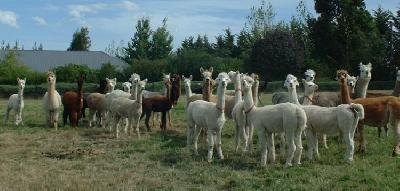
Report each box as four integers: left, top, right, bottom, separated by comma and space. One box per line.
391, 119, 400, 156
193, 126, 202, 155
54, 111, 59, 131
384, 125, 389, 138
168, 111, 172, 129
257, 128, 267, 166
215, 128, 224, 160
63, 110, 68, 126
124, 118, 129, 134
285, 132, 295, 168
115, 117, 120, 139
378, 127, 382, 138
71, 112, 78, 127
305, 130, 315, 160
135, 117, 141, 139
241, 125, 249, 152
145, 112, 151, 132
343, 132, 354, 162
322, 134, 328, 149
279, 133, 286, 158
247, 124, 255, 152
266, 132, 275, 163
18, 109, 23, 126
88, 109, 95, 128
357, 123, 366, 153
294, 129, 303, 165
186, 125, 194, 148
207, 129, 215, 163
161, 112, 167, 131
4, 106, 11, 125
234, 123, 242, 152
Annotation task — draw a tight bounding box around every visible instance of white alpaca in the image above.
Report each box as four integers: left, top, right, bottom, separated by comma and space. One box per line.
129, 73, 141, 100
109, 79, 147, 139
354, 62, 372, 99
43, 71, 62, 130
304, 69, 316, 82
4, 78, 26, 126
187, 72, 230, 163
240, 77, 307, 167
122, 82, 132, 93
182, 75, 202, 109
285, 74, 365, 162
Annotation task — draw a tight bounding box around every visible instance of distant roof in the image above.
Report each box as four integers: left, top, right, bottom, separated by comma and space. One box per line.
0, 50, 127, 72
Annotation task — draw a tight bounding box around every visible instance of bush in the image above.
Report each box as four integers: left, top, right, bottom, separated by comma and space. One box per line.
53, 64, 98, 83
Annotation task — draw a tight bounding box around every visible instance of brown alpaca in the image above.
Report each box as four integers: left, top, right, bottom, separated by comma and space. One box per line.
62, 75, 85, 127
338, 70, 400, 155
141, 76, 180, 131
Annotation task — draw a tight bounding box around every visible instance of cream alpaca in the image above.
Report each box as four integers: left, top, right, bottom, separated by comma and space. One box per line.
43, 71, 62, 130
4, 78, 26, 126
122, 82, 132, 93
109, 79, 147, 139
186, 72, 230, 163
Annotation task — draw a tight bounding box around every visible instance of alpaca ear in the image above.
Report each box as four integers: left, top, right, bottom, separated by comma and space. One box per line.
106, 78, 109, 81
209, 67, 213, 73
200, 67, 204, 73
367, 62, 372, 68
17, 77, 20, 81
143, 79, 148, 83
189, 75, 193, 81
113, 78, 117, 82
302, 79, 306, 83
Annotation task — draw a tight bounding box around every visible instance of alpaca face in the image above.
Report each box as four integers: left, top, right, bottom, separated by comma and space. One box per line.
47, 72, 56, 85
304, 69, 316, 82
122, 82, 132, 92
162, 73, 171, 84
216, 72, 230, 88
230, 71, 241, 85
105, 78, 117, 92
137, 79, 147, 91
242, 76, 254, 92
183, 75, 193, 88
284, 74, 299, 89
200, 67, 213, 82
359, 62, 372, 78
302, 79, 318, 93
17, 78, 26, 89
129, 73, 141, 84
347, 75, 357, 94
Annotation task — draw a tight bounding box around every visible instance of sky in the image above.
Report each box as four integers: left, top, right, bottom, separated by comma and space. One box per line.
0, 0, 398, 52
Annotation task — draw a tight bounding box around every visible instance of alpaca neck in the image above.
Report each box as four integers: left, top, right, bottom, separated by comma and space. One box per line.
354, 77, 370, 98
302, 89, 314, 106
252, 81, 259, 107
136, 88, 143, 104
243, 87, 255, 113
216, 84, 226, 112
288, 87, 301, 105
131, 84, 138, 99
348, 86, 355, 98
78, 83, 83, 102
234, 80, 242, 105
18, 87, 24, 102
203, 81, 211, 102
392, 80, 400, 97
185, 85, 192, 100
340, 79, 351, 104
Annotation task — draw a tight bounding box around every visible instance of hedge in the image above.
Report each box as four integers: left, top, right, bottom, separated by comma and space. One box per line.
0, 80, 395, 98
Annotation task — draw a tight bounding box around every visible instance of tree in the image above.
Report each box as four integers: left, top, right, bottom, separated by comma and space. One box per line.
149, 18, 173, 59
249, 28, 304, 81
124, 17, 152, 62
67, 27, 91, 51
105, 40, 125, 58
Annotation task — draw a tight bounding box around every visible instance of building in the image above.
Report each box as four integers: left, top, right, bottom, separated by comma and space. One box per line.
0, 50, 127, 72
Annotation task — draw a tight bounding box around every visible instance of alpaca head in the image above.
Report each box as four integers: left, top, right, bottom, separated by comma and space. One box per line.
137, 79, 147, 92
170, 74, 181, 105
129, 73, 141, 84
17, 77, 26, 90
46, 71, 56, 85
105, 78, 117, 92
304, 69, 316, 82
302, 79, 318, 95
229, 71, 241, 86
77, 74, 85, 88
162, 73, 171, 84
215, 72, 230, 89
182, 75, 193, 89
241, 75, 254, 92
200, 67, 213, 83
251, 73, 259, 81
347, 75, 357, 93
359, 62, 372, 78
284, 74, 299, 89
122, 82, 132, 92
336, 70, 349, 84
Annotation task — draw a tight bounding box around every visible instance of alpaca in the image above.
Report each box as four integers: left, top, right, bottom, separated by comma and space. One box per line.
109, 79, 147, 138
122, 82, 132, 93
338, 70, 400, 155
186, 72, 231, 163
81, 78, 116, 118
43, 71, 62, 130
240, 76, 307, 167
187, 67, 215, 104
183, 75, 201, 109
354, 62, 372, 99
4, 78, 26, 126
141, 76, 180, 131
87, 77, 118, 128
62, 74, 85, 127
285, 74, 365, 162
129, 73, 141, 100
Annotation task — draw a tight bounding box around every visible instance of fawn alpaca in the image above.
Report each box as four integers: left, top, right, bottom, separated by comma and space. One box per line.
43, 71, 62, 130
4, 78, 26, 126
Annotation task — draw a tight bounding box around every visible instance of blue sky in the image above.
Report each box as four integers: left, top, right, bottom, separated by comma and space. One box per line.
0, 0, 398, 51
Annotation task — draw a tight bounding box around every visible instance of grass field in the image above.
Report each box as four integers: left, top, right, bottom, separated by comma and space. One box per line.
0, 93, 399, 190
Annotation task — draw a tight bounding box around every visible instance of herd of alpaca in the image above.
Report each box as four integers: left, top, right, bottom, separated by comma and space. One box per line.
3, 61, 400, 167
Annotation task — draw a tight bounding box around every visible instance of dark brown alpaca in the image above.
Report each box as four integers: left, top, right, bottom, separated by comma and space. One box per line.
337, 70, 400, 155
62, 74, 85, 127
142, 75, 180, 131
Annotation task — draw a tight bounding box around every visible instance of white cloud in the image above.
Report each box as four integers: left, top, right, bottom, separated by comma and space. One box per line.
0, 10, 18, 28
68, 3, 107, 20
118, 1, 138, 11
33, 16, 47, 26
